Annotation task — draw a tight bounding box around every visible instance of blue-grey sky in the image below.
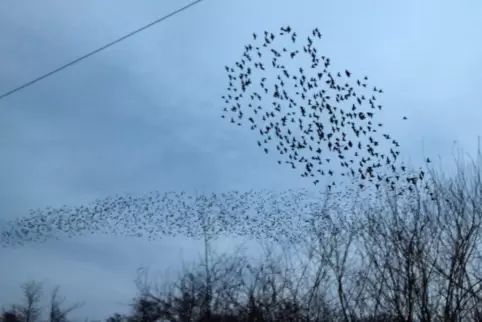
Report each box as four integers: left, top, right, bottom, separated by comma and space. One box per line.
1, 0, 481, 319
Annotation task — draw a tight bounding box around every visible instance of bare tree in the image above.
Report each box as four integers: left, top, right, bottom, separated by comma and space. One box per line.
46, 285, 84, 322
12, 280, 43, 322
351, 144, 482, 322
132, 241, 250, 322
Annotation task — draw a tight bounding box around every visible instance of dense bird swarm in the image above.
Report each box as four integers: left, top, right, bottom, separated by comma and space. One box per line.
221, 26, 430, 194
0, 28, 435, 249
0, 189, 368, 248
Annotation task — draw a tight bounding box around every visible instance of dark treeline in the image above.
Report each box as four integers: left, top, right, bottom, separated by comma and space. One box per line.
3, 150, 482, 322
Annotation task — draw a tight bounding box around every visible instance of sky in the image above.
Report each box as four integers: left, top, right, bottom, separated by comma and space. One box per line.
0, 0, 481, 319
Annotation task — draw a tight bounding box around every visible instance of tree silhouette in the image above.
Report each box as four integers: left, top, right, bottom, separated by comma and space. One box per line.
1, 282, 82, 322
47, 286, 84, 322
15, 281, 43, 322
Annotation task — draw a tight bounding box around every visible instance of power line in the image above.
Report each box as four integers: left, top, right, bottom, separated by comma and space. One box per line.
0, 0, 206, 102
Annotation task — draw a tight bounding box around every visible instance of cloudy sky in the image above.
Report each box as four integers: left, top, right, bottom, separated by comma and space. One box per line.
0, 0, 481, 319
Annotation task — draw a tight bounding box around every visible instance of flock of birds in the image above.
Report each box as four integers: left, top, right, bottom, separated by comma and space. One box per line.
0, 26, 436, 248
0, 189, 366, 248
221, 26, 431, 194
